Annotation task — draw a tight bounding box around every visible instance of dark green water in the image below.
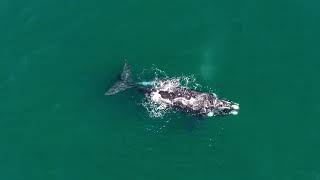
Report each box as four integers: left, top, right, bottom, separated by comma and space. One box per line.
1, 0, 320, 179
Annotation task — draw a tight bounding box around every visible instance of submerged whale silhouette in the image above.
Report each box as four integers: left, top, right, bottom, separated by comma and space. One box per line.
105, 62, 239, 117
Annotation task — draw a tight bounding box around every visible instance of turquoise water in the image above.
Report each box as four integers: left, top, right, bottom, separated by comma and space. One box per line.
1, 0, 320, 179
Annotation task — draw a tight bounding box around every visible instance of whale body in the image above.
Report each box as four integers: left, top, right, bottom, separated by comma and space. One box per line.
105, 62, 239, 117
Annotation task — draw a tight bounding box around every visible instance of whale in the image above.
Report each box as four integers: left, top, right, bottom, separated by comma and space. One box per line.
105, 62, 239, 117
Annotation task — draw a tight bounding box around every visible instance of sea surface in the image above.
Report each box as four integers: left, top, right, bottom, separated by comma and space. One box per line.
1, 0, 320, 179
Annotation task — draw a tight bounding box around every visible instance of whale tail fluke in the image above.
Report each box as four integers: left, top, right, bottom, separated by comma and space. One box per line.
105, 62, 134, 95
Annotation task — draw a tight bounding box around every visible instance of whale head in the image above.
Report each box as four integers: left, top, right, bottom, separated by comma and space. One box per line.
207, 99, 240, 117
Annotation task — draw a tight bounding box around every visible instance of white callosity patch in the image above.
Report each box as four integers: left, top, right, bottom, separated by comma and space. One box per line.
231, 104, 239, 110
207, 112, 214, 117
230, 111, 238, 115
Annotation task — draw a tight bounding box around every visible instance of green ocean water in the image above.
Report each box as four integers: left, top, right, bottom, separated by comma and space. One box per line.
1, 0, 320, 179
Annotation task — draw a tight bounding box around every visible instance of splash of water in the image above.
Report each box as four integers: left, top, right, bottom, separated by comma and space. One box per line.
140, 67, 204, 119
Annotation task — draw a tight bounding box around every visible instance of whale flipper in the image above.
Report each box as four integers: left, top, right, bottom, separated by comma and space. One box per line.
105, 62, 134, 95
